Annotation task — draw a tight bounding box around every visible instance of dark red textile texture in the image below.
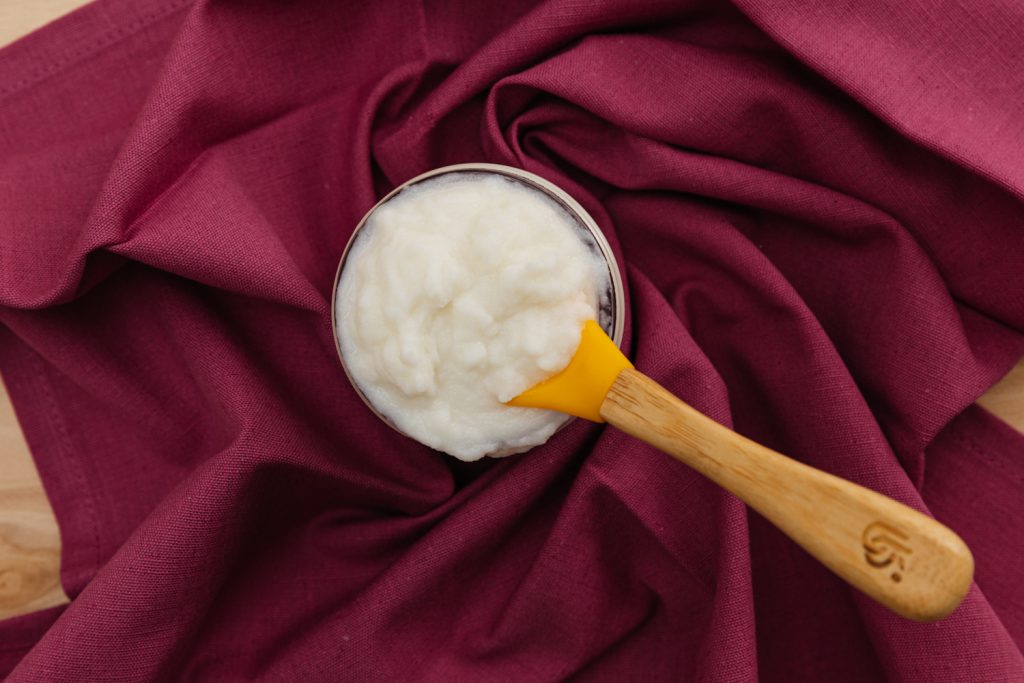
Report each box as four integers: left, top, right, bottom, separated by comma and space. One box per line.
2, 0, 1023, 680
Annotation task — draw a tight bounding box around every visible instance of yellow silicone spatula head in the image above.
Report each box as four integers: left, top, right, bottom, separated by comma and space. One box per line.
507, 319, 632, 422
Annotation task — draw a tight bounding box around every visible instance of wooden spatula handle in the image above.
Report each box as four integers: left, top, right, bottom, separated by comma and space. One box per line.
600, 368, 974, 622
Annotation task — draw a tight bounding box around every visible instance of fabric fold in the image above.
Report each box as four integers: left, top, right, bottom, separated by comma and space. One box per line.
1, 0, 1022, 680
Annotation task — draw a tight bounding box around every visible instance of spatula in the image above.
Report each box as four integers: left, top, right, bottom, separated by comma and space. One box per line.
509, 320, 974, 622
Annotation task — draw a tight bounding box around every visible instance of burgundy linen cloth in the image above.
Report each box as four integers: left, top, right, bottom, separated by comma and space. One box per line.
2, 0, 1023, 679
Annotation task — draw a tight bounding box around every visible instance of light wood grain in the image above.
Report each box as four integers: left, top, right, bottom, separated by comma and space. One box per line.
602, 368, 974, 622
0, 376, 69, 620
978, 361, 1024, 434
0, 0, 94, 48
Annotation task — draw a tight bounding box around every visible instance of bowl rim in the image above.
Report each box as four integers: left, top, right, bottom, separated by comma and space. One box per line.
329, 162, 627, 437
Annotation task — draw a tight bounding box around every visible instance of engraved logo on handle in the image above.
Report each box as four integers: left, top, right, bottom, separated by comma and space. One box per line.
863, 521, 912, 583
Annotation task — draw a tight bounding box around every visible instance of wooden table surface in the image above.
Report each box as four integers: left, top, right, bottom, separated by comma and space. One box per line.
2, 0, 1023, 626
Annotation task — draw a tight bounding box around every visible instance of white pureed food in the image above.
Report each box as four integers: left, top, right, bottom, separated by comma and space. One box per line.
335, 172, 611, 461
